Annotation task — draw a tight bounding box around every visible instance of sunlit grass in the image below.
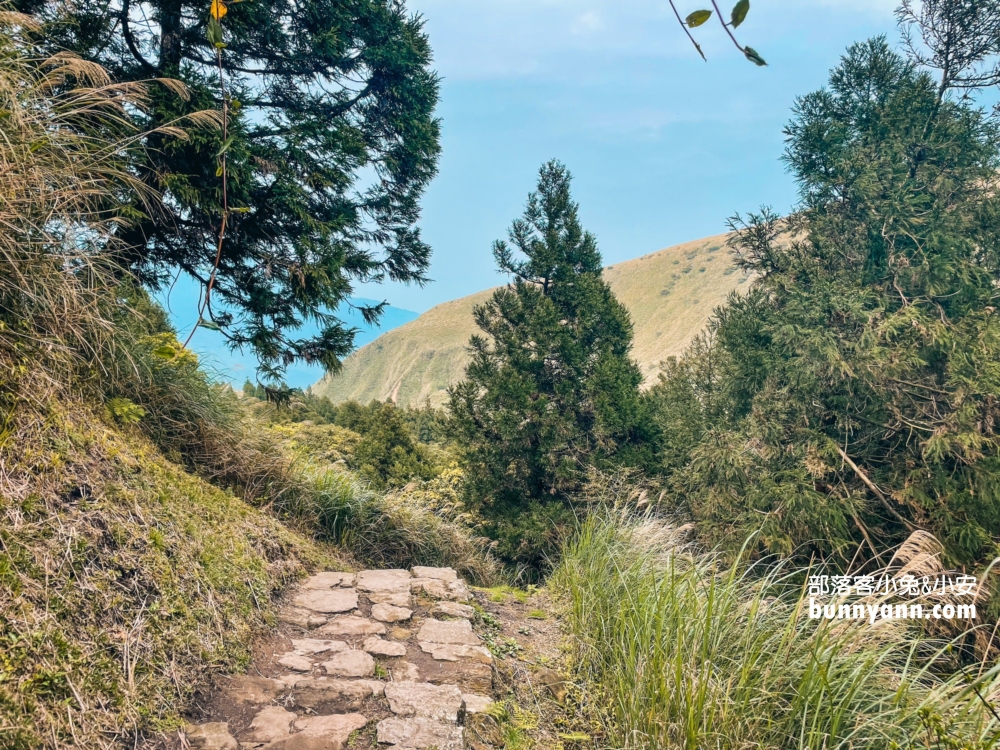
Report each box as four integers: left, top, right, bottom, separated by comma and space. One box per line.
551, 511, 1000, 750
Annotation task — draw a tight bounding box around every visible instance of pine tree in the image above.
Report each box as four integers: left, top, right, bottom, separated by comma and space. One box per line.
18, 0, 440, 381
649, 39, 1000, 568
449, 161, 643, 571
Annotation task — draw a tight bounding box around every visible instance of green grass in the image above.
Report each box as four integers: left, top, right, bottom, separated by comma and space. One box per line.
314, 234, 748, 406
551, 512, 1000, 750
0, 391, 340, 749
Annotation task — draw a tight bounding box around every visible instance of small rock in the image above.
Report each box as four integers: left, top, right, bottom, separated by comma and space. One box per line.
363, 636, 407, 658
247, 706, 295, 743
292, 588, 358, 614
463, 693, 493, 714
384, 682, 463, 722
355, 679, 387, 696
314, 616, 386, 637
390, 627, 411, 640
411, 566, 458, 581
291, 713, 368, 749
535, 667, 568, 703
280, 607, 328, 629
289, 678, 374, 709
277, 653, 314, 673
410, 577, 470, 602
322, 650, 375, 677
182, 722, 238, 750
433, 602, 475, 619
376, 717, 464, 749
290, 638, 348, 655
416, 618, 480, 645
392, 661, 421, 682
371, 603, 412, 622
300, 571, 355, 589
227, 676, 286, 704
418, 642, 493, 663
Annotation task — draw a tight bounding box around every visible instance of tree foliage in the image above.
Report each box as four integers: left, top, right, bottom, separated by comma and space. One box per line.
648, 38, 1000, 567
18, 0, 441, 381
449, 160, 645, 572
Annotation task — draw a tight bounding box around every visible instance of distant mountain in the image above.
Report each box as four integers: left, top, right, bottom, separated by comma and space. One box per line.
312, 233, 751, 406
159, 275, 419, 389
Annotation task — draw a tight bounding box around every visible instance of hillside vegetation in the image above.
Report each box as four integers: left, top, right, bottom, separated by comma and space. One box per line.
314, 233, 746, 407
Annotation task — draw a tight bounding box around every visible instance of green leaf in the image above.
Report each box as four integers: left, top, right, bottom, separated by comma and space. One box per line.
206, 17, 223, 46
743, 45, 767, 66
216, 136, 234, 157
558, 733, 591, 742
151, 345, 177, 360
731, 0, 749, 27
197, 317, 222, 331
686, 10, 712, 27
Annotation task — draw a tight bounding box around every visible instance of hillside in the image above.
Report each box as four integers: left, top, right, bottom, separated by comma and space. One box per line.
314, 233, 750, 406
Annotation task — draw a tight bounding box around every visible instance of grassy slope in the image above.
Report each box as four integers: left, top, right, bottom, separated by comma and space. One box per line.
315, 233, 747, 407
0, 389, 345, 749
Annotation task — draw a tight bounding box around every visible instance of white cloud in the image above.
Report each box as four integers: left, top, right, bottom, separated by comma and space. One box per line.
571, 10, 604, 34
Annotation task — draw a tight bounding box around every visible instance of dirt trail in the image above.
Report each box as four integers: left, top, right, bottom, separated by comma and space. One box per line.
176, 566, 504, 750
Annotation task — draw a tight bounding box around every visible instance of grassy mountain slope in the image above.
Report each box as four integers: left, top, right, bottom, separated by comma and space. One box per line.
315, 233, 748, 406
0, 384, 343, 749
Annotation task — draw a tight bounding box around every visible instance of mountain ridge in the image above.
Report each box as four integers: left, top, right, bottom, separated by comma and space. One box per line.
313, 232, 749, 407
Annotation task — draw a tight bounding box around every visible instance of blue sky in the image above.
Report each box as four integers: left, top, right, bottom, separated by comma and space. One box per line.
355, 0, 899, 310
173, 0, 901, 387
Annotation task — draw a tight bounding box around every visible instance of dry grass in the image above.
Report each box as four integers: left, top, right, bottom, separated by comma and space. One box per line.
314, 234, 751, 407
551, 508, 1000, 749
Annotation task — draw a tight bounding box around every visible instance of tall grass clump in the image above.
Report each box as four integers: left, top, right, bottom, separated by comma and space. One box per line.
552, 510, 1000, 749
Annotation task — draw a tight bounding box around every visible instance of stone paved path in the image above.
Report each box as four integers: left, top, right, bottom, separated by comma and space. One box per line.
179, 566, 497, 750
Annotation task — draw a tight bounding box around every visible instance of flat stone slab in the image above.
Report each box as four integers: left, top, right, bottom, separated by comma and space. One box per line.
277, 653, 314, 672
418, 642, 493, 663
289, 678, 375, 709
376, 717, 464, 750
363, 636, 407, 658
314, 616, 386, 637
293, 588, 358, 614
291, 713, 368, 749
247, 706, 295, 743
392, 661, 421, 682
411, 577, 470, 602
371, 603, 412, 622
227, 675, 286, 704
291, 638, 348, 655
183, 722, 238, 750
356, 569, 411, 591
416, 618, 480, 645
356, 569, 413, 607
322, 649, 375, 677
300, 572, 355, 589
280, 607, 328, 629
411, 566, 458, 581
463, 694, 493, 714
433, 602, 474, 619
384, 682, 463, 722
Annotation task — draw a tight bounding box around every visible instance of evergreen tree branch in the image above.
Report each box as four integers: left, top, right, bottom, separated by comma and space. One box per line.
834, 445, 916, 532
